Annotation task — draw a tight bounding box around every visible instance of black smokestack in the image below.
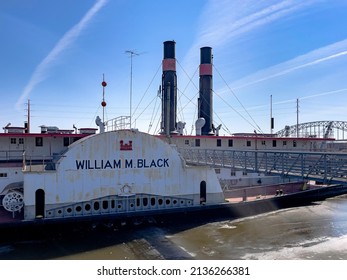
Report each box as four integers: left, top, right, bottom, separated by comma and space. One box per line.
198, 46, 213, 135
161, 41, 177, 135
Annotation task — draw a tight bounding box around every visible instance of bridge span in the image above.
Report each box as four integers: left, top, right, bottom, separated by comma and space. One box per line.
179, 148, 347, 185
276, 120, 347, 140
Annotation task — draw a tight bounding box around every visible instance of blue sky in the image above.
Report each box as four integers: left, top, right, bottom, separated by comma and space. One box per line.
1, 0, 347, 135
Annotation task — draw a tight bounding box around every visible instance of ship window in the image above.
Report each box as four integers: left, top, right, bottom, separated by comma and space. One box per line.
143, 197, 148, 207
93, 201, 100, 211
102, 200, 109, 210
293, 141, 297, 147
228, 139, 233, 147
19, 138, 24, 144
230, 171, 236, 176
151, 197, 156, 206
184, 140, 189, 145
272, 140, 277, 147
195, 139, 200, 147
261, 140, 266, 145
0, 173, 7, 177
217, 139, 222, 147
63, 137, 70, 147
283, 141, 287, 146
246, 140, 251, 147
35, 137, 43, 147
215, 168, 220, 174
10, 138, 16, 144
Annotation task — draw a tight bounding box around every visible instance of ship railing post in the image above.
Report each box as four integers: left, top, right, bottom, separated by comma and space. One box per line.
323, 154, 327, 184
22, 151, 26, 171
222, 150, 225, 167
265, 152, 268, 174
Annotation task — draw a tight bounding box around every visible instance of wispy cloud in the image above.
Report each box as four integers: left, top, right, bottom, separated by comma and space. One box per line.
231, 38, 347, 90
179, 0, 318, 129
16, 0, 108, 109
182, 0, 316, 66
199, 0, 315, 47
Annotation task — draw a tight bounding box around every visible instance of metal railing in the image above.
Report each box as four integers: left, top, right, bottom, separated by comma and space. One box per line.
0, 150, 25, 161
178, 148, 347, 184
105, 116, 131, 131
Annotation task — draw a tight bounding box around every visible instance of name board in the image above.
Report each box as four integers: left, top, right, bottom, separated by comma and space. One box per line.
75, 158, 169, 170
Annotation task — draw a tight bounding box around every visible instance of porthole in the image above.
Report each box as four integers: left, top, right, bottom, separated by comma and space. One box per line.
85, 204, 91, 211
151, 197, 156, 206
102, 200, 109, 210
143, 197, 148, 207
93, 201, 100, 211
75, 206, 82, 212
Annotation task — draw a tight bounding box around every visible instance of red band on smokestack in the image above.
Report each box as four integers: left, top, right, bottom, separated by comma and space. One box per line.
162, 58, 176, 71
199, 64, 212, 76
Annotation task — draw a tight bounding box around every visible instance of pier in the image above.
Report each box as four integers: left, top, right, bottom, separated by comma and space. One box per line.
179, 148, 347, 185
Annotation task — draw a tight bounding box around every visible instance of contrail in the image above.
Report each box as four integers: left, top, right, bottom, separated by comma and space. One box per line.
232, 47, 347, 90
16, 0, 108, 109
199, 0, 315, 47
180, 0, 317, 91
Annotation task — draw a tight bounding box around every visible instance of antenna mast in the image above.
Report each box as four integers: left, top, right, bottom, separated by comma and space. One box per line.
296, 98, 299, 138
125, 50, 141, 128
270, 95, 273, 135
27, 99, 30, 133
101, 74, 107, 124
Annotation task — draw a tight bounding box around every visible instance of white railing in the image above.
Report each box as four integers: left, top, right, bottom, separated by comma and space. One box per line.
105, 116, 131, 131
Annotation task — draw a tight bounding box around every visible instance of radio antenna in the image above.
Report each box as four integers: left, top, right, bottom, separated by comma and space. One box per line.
125, 50, 143, 128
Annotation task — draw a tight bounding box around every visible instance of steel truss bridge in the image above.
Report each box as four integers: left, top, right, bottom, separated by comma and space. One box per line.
179, 148, 347, 185
276, 121, 347, 140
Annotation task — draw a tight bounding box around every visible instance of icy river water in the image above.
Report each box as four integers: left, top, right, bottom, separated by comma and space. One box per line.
1, 195, 347, 260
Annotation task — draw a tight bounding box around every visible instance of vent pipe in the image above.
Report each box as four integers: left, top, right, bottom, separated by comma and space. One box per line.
198, 47, 213, 135
161, 41, 177, 135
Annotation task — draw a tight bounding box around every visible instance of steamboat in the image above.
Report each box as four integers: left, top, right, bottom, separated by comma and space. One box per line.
1, 41, 347, 231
